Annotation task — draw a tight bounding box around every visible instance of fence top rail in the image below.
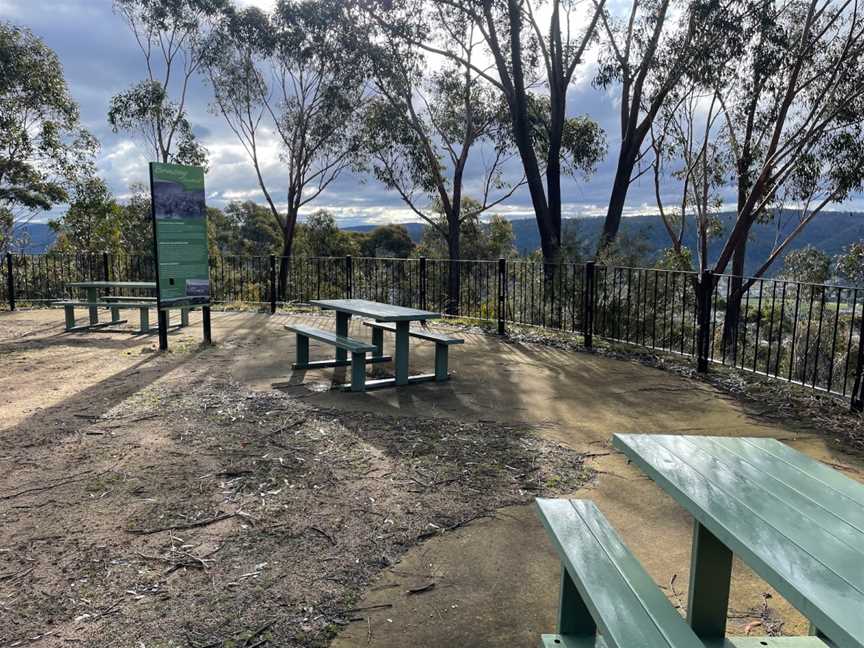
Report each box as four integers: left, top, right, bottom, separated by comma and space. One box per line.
713, 273, 863, 292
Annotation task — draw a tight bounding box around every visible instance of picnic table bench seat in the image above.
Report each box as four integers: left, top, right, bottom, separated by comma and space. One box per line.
362, 320, 463, 381
536, 498, 705, 648
55, 299, 153, 332
285, 324, 376, 392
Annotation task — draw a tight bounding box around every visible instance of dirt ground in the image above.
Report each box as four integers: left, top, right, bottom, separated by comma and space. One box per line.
0, 309, 586, 647
1, 308, 863, 648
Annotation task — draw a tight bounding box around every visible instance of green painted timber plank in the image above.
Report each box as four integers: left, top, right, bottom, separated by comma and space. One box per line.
613, 434, 864, 648
310, 299, 439, 321
691, 437, 864, 550
647, 435, 864, 588
733, 437, 864, 519
536, 499, 702, 648
284, 324, 375, 353
363, 321, 464, 345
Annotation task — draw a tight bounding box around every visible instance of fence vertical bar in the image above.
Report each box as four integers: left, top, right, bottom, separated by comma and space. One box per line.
5, 253, 15, 311
345, 255, 353, 299
852, 304, 864, 412
419, 256, 427, 311
269, 254, 277, 314
584, 262, 595, 349
497, 257, 506, 335
697, 270, 713, 373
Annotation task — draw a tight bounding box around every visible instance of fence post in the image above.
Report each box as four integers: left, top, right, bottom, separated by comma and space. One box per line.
419, 256, 427, 310
345, 255, 353, 299
852, 303, 864, 412
697, 270, 713, 373
269, 254, 277, 314
497, 257, 506, 335
5, 253, 14, 311
583, 262, 595, 348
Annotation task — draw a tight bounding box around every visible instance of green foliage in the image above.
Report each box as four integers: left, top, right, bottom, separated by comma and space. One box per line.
48, 177, 152, 257
780, 246, 831, 285
526, 95, 606, 179
108, 80, 207, 168
360, 224, 415, 258
595, 228, 653, 268
294, 211, 360, 258
110, 0, 223, 166
415, 207, 515, 261
835, 240, 864, 287
655, 247, 694, 272
0, 21, 96, 250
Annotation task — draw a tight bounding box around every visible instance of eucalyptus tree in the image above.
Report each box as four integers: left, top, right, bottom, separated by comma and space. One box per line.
0, 21, 96, 253
649, 0, 864, 353
594, 0, 741, 253
205, 1, 369, 296
108, 0, 225, 166
366, 0, 607, 267
362, 10, 523, 312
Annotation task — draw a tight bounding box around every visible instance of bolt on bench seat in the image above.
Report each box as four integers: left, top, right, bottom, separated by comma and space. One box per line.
535, 498, 705, 648
285, 324, 376, 392
362, 321, 463, 382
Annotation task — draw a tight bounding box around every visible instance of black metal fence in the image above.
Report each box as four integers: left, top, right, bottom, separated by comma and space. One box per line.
3, 251, 863, 409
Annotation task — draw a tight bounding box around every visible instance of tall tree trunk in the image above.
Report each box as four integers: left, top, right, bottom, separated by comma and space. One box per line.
599, 139, 640, 254
446, 216, 460, 316
721, 238, 747, 361
277, 208, 298, 302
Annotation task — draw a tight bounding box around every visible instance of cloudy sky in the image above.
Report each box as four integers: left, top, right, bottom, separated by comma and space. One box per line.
4, 0, 863, 227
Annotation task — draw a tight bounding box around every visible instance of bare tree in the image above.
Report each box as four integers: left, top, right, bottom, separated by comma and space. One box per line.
367, 0, 607, 267
205, 1, 368, 297
109, 0, 221, 166
363, 14, 523, 312
650, 0, 864, 354
594, 0, 739, 253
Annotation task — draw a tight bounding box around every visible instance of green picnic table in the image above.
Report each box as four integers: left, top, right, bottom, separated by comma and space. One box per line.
309, 299, 442, 387
536, 434, 863, 647
60, 281, 193, 332
66, 281, 156, 328
614, 433, 864, 647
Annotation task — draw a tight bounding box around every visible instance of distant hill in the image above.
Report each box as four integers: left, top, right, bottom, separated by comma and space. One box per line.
350, 211, 864, 275
10, 223, 55, 253
18, 211, 864, 274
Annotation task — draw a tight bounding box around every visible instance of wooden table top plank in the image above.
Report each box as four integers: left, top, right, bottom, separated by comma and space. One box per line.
738, 437, 864, 507
613, 434, 864, 647
705, 437, 864, 533
645, 436, 864, 592
682, 436, 864, 553
67, 281, 156, 289
309, 299, 439, 321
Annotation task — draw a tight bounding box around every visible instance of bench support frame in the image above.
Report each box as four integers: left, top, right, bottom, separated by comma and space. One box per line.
558, 567, 595, 637
687, 521, 733, 637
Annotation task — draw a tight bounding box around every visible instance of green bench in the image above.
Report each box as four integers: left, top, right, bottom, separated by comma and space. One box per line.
536, 498, 705, 648
285, 324, 376, 392
362, 321, 463, 382
57, 299, 192, 333
56, 300, 153, 332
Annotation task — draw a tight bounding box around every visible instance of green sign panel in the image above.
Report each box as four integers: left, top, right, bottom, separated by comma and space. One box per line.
149, 162, 210, 306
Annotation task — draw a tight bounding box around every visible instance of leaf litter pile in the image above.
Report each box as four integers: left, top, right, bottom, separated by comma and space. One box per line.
0, 371, 588, 647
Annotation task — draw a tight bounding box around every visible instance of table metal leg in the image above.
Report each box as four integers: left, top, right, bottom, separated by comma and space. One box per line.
87, 288, 98, 325
558, 565, 595, 637
395, 320, 409, 385
335, 312, 350, 363
687, 520, 733, 638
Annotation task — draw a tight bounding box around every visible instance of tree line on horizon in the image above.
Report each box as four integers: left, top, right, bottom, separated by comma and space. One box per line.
2, 0, 864, 316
